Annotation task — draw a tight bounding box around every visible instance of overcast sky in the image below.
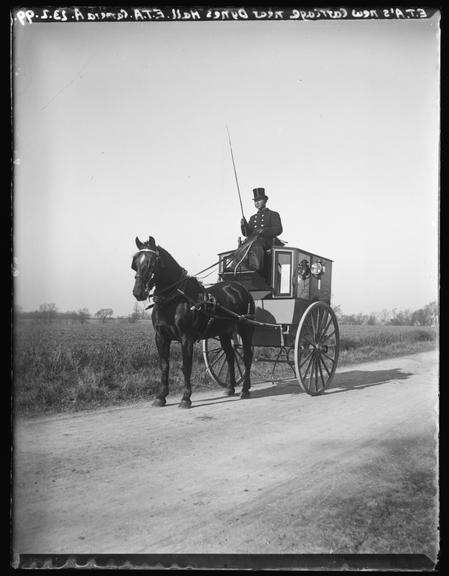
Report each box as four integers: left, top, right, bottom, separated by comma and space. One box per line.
13, 15, 439, 317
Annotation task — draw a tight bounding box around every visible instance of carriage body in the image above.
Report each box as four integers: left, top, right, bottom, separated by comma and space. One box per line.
218, 246, 333, 347
202, 244, 339, 396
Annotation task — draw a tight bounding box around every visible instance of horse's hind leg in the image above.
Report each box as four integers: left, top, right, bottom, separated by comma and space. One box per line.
154, 331, 171, 407
240, 328, 254, 399
179, 337, 194, 408
220, 333, 237, 396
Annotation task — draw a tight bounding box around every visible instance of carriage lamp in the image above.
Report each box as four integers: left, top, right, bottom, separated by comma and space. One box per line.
311, 260, 325, 278
298, 259, 311, 280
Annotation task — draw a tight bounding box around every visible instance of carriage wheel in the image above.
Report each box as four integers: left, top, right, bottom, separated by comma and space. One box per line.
294, 301, 340, 395
202, 336, 246, 388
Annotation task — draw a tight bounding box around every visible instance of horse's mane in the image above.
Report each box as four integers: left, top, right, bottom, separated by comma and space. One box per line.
157, 246, 205, 289
156, 245, 183, 271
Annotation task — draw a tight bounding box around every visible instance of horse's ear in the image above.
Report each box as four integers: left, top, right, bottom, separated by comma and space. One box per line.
148, 236, 156, 250
135, 237, 144, 250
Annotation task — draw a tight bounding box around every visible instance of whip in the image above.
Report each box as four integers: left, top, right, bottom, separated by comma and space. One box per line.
226, 125, 246, 221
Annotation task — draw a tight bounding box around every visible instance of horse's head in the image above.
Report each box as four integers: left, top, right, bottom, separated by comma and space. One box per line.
132, 236, 159, 301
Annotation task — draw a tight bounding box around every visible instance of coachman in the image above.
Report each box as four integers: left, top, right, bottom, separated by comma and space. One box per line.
239, 187, 283, 274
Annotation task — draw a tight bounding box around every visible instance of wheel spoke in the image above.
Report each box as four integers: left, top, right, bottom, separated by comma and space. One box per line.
217, 358, 227, 381
234, 347, 244, 361
307, 355, 315, 386
311, 310, 318, 338
302, 352, 315, 380
322, 351, 336, 364
208, 350, 226, 370
301, 334, 316, 347
318, 354, 331, 376
207, 346, 226, 355
314, 356, 320, 392
317, 356, 327, 389
234, 348, 245, 371
316, 308, 327, 341
299, 348, 314, 369
322, 329, 336, 342
319, 314, 333, 341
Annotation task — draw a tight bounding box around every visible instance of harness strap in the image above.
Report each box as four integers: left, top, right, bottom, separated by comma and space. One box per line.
144, 269, 188, 310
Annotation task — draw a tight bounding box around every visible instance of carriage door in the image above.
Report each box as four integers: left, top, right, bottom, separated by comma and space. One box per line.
273, 250, 293, 298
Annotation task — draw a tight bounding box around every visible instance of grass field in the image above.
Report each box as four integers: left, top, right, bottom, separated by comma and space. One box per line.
12, 320, 437, 416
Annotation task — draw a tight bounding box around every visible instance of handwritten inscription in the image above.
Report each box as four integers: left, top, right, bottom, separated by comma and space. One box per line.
14, 6, 432, 25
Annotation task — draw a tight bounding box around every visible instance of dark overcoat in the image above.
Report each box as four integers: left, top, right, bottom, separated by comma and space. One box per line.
241, 207, 283, 249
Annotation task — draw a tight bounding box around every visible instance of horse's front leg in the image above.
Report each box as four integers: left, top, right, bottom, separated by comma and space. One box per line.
179, 337, 194, 408
153, 331, 171, 407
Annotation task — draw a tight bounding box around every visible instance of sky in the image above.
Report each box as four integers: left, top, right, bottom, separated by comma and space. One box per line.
13, 14, 440, 317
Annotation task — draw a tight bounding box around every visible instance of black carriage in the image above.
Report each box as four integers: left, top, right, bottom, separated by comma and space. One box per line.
202, 245, 340, 395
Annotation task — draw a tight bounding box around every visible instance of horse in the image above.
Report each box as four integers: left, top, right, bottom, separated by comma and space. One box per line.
131, 236, 255, 408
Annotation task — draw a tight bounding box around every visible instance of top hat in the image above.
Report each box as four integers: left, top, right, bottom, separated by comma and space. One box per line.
253, 187, 268, 201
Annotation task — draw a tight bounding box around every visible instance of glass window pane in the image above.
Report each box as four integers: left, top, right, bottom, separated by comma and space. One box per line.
276, 252, 292, 294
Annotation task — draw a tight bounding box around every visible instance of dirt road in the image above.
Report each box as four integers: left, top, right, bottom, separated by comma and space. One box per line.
13, 351, 439, 561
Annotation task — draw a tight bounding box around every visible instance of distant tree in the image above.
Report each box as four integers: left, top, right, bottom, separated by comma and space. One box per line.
95, 308, 113, 323
340, 312, 368, 325
39, 303, 58, 323
129, 302, 148, 322
425, 301, 438, 326
77, 308, 90, 324
389, 308, 413, 326
411, 301, 438, 326
375, 309, 393, 325
366, 314, 377, 325
333, 304, 343, 321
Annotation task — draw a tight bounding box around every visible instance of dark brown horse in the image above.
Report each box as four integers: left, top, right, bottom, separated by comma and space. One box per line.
132, 236, 255, 408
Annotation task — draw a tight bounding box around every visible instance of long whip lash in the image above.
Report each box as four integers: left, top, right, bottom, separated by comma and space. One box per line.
226, 125, 246, 221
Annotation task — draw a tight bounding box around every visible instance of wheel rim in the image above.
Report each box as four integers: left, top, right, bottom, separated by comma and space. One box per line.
202, 337, 246, 387
294, 302, 339, 395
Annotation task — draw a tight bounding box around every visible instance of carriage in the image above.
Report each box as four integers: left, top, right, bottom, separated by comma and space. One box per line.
202, 244, 340, 396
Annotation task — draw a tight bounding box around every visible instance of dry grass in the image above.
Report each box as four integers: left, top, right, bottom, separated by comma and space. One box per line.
12, 320, 437, 416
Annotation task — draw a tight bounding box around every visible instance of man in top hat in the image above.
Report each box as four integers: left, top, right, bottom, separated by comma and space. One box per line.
239, 187, 283, 274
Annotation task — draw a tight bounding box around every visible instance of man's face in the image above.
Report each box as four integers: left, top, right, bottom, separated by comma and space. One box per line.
254, 198, 267, 210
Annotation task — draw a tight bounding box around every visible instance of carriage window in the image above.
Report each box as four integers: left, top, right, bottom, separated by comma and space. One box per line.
275, 252, 292, 296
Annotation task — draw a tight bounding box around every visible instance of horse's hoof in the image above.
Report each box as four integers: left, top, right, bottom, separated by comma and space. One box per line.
179, 400, 192, 409
225, 387, 236, 396
152, 398, 166, 407
240, 391, 251, 399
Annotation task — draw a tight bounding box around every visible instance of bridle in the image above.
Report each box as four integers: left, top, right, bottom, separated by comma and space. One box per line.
133, 248, 160, 293
133, 247, 188, 306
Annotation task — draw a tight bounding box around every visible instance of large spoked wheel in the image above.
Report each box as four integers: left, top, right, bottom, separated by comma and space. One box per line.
202, 336, 246, 388
294, 301, 340, 396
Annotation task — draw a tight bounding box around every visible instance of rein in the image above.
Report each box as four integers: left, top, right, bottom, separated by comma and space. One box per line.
232, 238, 256, 275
